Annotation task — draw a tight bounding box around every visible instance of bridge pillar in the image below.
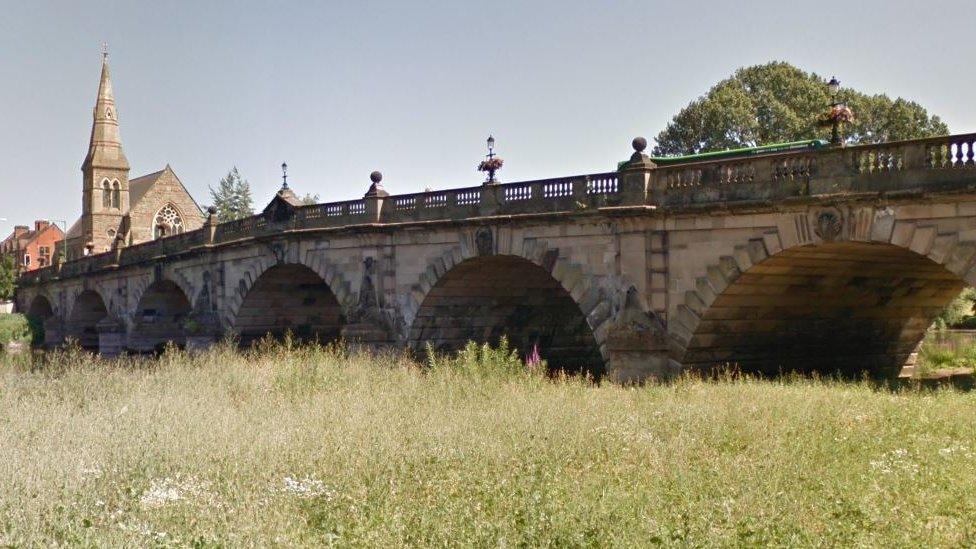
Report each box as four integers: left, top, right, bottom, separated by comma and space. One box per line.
42, 317, 65, 349
96, 317, 126, 358
185, 318, 220, 353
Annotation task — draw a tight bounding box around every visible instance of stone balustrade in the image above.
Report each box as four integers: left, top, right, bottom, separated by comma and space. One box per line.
20, 132, 976, 286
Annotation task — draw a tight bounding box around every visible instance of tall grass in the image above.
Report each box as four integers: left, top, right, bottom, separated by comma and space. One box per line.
1, 342, 976, 546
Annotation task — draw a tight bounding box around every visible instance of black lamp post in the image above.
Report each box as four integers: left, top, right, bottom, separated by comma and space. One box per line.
828, 76, 842, 145
486, 135, 497, 184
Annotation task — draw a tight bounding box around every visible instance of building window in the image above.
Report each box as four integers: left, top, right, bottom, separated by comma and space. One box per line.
111, 180, 121, 209
102, 180, 111, 208
23, 254, 30, 267
153, 204, 184, 239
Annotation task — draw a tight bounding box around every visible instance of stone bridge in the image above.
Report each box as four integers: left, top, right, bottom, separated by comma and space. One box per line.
16, 134, 976, 381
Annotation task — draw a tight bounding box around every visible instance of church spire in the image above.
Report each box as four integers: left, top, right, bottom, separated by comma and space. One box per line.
82, 43, 129, 171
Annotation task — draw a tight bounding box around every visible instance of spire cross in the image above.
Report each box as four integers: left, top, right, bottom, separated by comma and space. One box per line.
101, 42, 108, 60
281, 162, 289, 189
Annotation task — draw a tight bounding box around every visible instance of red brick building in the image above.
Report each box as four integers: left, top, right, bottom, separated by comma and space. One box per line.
0, 221, 65, 272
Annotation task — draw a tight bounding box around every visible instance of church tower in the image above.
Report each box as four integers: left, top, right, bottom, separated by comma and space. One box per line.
79, 46, 130, 255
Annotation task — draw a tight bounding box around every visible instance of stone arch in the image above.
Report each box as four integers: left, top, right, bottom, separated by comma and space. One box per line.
223, 252, 357, 331
227, 258, 351, 347
128, 271, 196, 322
671, 209, 976, 378
404, 232, 631, 378
128, 280, 193, 353
26, 293, 55, 322
65, 289, 109, 351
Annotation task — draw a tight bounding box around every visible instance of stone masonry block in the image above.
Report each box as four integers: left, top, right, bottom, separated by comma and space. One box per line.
732, 245, 754, 273
889, 222, 916, 249
927, 233, 958, 265
706, 266, 729, 294
870, 208, 897, 243
746, 238, 768, 265
684, 290, 707, 317
944, 241, 976, 277
695, 277, 717, 306
762, 232, 783, 256
909, 226, 937, 256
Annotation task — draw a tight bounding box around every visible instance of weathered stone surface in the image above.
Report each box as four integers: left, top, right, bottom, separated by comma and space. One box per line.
17, 132, 976, 382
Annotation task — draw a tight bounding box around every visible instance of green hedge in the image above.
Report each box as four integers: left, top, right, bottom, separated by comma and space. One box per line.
0, 314, 32, 347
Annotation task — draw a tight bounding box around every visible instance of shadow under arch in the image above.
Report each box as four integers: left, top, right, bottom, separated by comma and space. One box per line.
66, 290, 108, 352
408, 254, 605, 378
129, 280, 192, 353
678, 241, 968, 378
231, 263, 345, 347
25, 294, 55, 347
26, 294, 54, 323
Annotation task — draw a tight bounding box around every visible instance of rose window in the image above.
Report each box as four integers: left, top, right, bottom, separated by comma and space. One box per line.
154, 204, 184, 239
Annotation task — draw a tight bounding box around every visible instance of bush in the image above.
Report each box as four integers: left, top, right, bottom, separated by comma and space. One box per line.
425, 337, 540, 379
0, 314, 32, 347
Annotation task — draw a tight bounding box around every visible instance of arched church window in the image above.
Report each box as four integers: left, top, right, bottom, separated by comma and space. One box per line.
111, 180, 121, 209
101, 180, 111, 208
153, 204, 184, 239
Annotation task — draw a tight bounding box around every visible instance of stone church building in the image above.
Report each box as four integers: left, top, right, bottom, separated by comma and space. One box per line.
61, 52, 204, 260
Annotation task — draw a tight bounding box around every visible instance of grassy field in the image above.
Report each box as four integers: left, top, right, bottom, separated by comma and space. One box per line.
1, 341, 976, 546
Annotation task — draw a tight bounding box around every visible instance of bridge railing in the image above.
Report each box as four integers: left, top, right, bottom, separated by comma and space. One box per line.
648, 132, 976, 206
23, 133, 976, 284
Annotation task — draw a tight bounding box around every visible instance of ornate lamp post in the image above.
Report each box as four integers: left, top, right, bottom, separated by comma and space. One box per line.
822, 76, 853, 145
478, 134, 504, 184
828, 77, 841, 144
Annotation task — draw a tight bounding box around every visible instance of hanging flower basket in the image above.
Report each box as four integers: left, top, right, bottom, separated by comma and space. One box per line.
818, 104, 855, 127
477, 157, 504, 172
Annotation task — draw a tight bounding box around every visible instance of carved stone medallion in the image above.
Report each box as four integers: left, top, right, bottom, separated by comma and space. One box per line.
814, 210, 843, 242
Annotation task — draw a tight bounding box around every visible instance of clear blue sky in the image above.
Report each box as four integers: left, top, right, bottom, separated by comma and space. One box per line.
2, 0, 974, 232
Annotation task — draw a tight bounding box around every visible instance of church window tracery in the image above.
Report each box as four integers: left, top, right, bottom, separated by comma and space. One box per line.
111, 180, 121, 209
102, 180, 111, 208
153, 204, 184, 239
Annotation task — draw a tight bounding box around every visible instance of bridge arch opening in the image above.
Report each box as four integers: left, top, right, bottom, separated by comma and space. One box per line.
680, 241, 967, 378
233, 263, 345, 347
26, 295, 54, 323
130, 280, 192, 353
25, 295, 55, 347
409, 255, 604, 377
66, 290, 108, 351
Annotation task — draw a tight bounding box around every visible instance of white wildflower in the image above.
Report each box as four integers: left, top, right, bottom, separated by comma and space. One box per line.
140, 478, 181, 508
870, 449, 919, 475
281, 476, 336, 500
938, 444, 970, 458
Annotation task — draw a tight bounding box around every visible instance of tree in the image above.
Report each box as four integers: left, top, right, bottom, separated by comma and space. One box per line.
300, 193, 320, 205
0, 255, 16, 302
934, 288, 976, 329
209, 167, 254, 222
653, 61, 948, 156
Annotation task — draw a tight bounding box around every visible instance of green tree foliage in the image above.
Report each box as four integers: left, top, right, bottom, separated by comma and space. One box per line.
933, 288, 976, 330
653, 62, 949, 155
0, 255, 16, 302
209, 167, 255, 222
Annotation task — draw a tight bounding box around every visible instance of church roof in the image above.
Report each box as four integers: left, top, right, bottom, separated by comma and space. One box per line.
129, 168, 166, 205
129, 165, 204, 216
65, 218, 82, 239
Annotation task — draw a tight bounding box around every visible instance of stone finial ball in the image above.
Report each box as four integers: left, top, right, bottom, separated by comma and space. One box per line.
370, 171, 383, 184
632, 136, 648, 153
207, 206, 218, 215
